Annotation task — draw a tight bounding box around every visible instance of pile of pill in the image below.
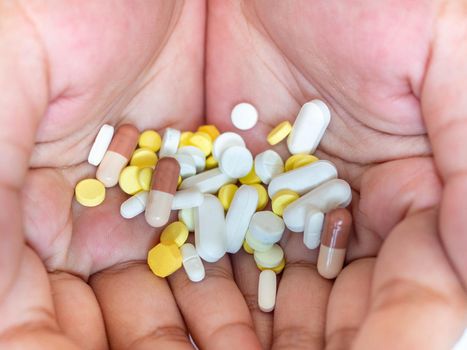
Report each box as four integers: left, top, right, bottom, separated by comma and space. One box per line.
75, 100, 352, 312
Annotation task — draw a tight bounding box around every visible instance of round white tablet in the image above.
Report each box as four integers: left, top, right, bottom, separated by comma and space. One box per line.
231, 102, 258, 131
178, 146, 206, 172
212, 132, 246, 160
88, 124, 114, 166
254, 244, 284, 268
171, 153, 196, 178
245, 230, 273, 252
249, 211, 285, 244
254, 150, 284, 184
219, 146, 253, 178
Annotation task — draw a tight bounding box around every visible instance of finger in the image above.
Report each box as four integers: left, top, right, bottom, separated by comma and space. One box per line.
353, 209, 466, 349
168, 253, 262, 349
89, 261, 192, 350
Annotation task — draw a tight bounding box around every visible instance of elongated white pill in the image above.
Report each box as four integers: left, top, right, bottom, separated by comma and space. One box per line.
287, 99, 331, 154
249, 211, 285, 244
178, 146, 206, 173
172, 189, 204, 210
178, 207, 195, 232
88, 124, 114, 166
159, 128, 181, 158
258, 270, 276, 312
303, 207, 324, 249
120, 191, 148, 219
180, 243, 205, 282
180, 168, 236, 194
212, 132, 246, 160
219, 146, 253, 178
254, 150, 284, 185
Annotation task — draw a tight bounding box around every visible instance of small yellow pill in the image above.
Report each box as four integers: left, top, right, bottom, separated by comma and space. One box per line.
119, 166, 142, 195
75, 178, 106, 207
197, 125, 220, 141
138, 130, 162, 152
284, 154, 303, 172
267, 121, 292, 145
205, 155, 218, 169
147, 243, 182, 278
218, 184, 239, 210
138, 167, 153, 191
257, 258, 285, 274
160, 221, 189, 247
272, 189, 299, 216
179, 131, 194, 148
292, 154, 319, 170
239, 166, 261, 185
243, 240, 254, 254
178, 175, 182, 187
130, 147, 158, 168
251, 183, 268, 211
189, 132, 212, 156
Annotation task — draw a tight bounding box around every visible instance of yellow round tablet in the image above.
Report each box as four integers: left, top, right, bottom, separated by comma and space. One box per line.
119, 166, 142, 195
267, 121, 292, 145
75, 178, 106, 207
251, 183, 268, 211
197, 125, 220, 141
138, 167, 153, 191
218, 184, 239, 210
138, 130, 161, 152
130, 147, 158, 168
179, 131, 194, 148
257, 258, 285, 274
177, 175, 182, 187
147, 243, 182, 278
243, 240, 254, 254
160, 221, 189, 247
239, 166, 261, 185
284, 154, 304, 172
189, 132, 212, 156
292, 154, 319, 169
272, 189, 299, 216
205, 155, 218, 169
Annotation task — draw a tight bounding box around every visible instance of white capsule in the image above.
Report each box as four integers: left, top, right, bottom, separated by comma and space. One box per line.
268, 160, 338, 197
120, 191, 148, 219
254, 150, 284, 184
178, 208, 195, 232
212, 132, 246, 161
178, 146, 206, 173
88, 124, 114, 166
249, 211, 285, 245
179, 168, 236, 194
180, 243, 205, 282
172, 189, 204, 210
171, 153, 197, 178
258, 270, 276, 312
283, 179, 352, 232
287, 99, 331, 155
254, 244, 284, 268
195, 194, 226, 263
230, 102, 258, 131
159, 128, 181, 158
225, 185, 259, 253
219, 146, 253, 178
245, 230, 273, 252
303, 207, 324, 249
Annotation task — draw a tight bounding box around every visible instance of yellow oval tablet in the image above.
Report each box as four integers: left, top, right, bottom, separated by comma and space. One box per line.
257, 258, 285, 274
138, 167, 153, 191
205, 155, 218, 169
272, 189, 299, 216
239, 166, 261, 185
119, 166, 142, 195
147, 243, 182, 278
130, 147, 158, 168
197, 125, 220, 141
292, 154, 319, 170
189, 132, 212, 156
179, 131, 194, 148
160, 221, 189, 247
218, 184, 239, 210
75, 178, 106, 207
138, 130, 161, 152
251, 183, 268, 211
267, 121, 292, 145
243, 240, 254, 254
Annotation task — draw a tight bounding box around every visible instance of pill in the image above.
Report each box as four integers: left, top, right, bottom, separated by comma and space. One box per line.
172, 188, 204, 210
172, 153, 197, 178
119, 165, 143, 195
303, 207, 324, 249
145, 157, 181, 227
284, 154, 304, 172
88, 124, 114, 166
218, 183, 239, 210
231, 102, 258, 130
317, 208, 352, 279
160, 221, 189, 247
245, 230, 273, 252
75, 178, 106, 207
138, 130, 162, 152
97, 124, 139, 187
249, 211, 285, 245
239, 165, 261, 185
178, 207, 195, 232
257, 258, 285, 274
205, 155, 218, 169
254, 150, 284, 184
243, 240, 254, 254
120, 191, 148, 219
188, 131, 212, 156
225, 185, 259, 253
197, 125, 220, 141
267, 121, 292, 145
258, 270, 276, 312
251, 183, 268, 210
179, 168, 236, 194
212, 132, 245, 161
159, 128, 181, 158
178, 146, 206, 172
287, 99, 331, 154
283, 179, 352, 232
180, 243, 205, 282
147, 243, 182, 278
138, 167, 153, 191
254, 244, 284, 268
272, 189, 299, 216
179, 131, 194, 148
268, 160, 338, 197
130, 147, 158, 168
194, 194, 226, 263
292, 154, 319, 169
219, 145, 253, 178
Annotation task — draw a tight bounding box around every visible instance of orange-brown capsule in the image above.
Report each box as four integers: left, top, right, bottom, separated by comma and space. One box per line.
145, 157, 180, 227
317, 208, 352, 279
97, 124, 139, 187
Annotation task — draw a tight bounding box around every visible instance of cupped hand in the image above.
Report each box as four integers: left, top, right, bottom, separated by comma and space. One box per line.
1, 1, 466, 350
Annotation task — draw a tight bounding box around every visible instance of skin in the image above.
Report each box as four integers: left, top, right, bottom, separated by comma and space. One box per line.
0, 0, 466, 349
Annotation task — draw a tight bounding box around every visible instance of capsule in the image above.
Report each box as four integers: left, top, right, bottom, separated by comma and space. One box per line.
317, 208, 352, 279
145, 157, 180, 227
96, 124, 139, 187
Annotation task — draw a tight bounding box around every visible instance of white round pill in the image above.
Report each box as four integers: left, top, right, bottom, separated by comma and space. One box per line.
178, 146, 206, 173
212, 132, 246, 161
172, 153, 197, 178
231, 102, 258, 130
254, 150, 284, 184
219, 146, 253, 178
254, 244, 284, 268
249, 211, 285, 244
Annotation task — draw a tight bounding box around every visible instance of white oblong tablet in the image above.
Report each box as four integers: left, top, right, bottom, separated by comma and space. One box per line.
172, 153, 197, 178
254, 244, 284, 268
172, 188, 204, 210
225, 185, 259, 253
268, 160, 338, 197
120, 191, 148, 219
303, 207, 324, 249
178, 207, 195, 232
231, 102, 258, 131
219, 146, 253, 179
88, 124, 114, 166
178, 146, 206, 173
287, 99, 331, 155
254, 150, 284, 185
159, 127, 181, 158
258, 270, 276, 312
181, 243, 205, 282
283, 179, 352, 232
194, 194, 226, 263
179, 168, 236, 194
245, 230, 273, 252
249, 211, 285, 244
212, 132, 246, 161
